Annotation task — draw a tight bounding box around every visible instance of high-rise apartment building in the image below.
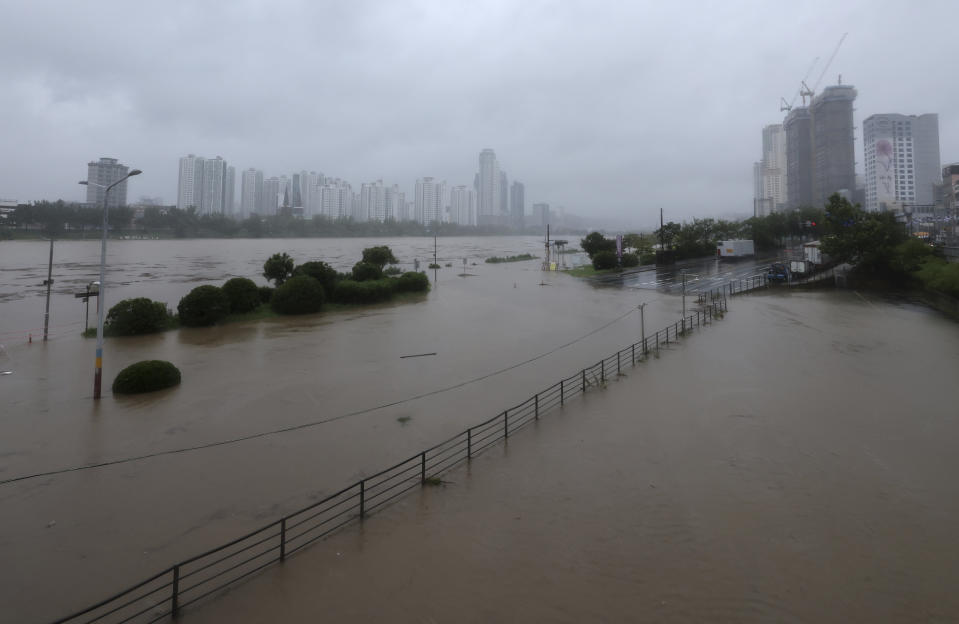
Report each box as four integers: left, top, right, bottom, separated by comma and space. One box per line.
178, 154, 232, 214
762, 124, 787, 212
240, 169, 264, 217
784, 107, 813, 209
811, 85, 857, 209
510, 181, 525, 228
177, 154, 204, 210
86, 157, 131, 208
863, 113, 940, 211
262, 177, 281, 215
499, 171, 509, 221
385, 185, 405, 221
782, 84, 856, 210
450, 185, 477, 225
477, 149, 500, 226
415, 177, 445, 225
359, 180, 386, 222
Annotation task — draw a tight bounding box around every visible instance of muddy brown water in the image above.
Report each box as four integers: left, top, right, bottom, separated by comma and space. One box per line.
2, 238, 958, 622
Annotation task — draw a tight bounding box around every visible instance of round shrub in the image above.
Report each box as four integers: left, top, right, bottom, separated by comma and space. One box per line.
271, 275, 325, 315
112, 360, 181, 395
383, 266, 402, 276
294, 261, 338, 296
222, 277, 261, 313
105, 298, 170, 335
395, 271, 430, 293
333, 279, 396, 304
352, 261, 384, 282
592, 250, 618, 270
263, 252, 294, 285
258, 286, 274, 303
621, 253, 639, 268
178, 285, 231, 327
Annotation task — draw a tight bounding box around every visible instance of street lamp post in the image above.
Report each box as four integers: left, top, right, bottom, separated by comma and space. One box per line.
79, 169, 142, 399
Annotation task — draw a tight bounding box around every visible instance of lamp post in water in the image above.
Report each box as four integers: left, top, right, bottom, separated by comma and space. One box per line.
79, 169, 142, 399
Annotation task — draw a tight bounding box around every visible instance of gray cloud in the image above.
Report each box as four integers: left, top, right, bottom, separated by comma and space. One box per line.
1, 0, 957, 228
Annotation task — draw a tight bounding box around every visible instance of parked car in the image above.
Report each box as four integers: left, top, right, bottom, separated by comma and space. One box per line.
767, 262, 790, 282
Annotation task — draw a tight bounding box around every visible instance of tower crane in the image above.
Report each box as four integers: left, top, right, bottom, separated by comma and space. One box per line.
804, 32, 849, 105
780, 56, 819, 112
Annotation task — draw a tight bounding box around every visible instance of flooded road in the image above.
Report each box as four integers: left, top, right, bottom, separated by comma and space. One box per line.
189, 290, 959, 624
2, 238, 958, 622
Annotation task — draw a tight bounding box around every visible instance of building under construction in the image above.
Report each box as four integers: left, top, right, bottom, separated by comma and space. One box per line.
783, 84, 857, 210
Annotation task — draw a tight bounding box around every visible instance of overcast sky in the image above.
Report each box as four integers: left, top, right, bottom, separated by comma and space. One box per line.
2, 0, 957, 228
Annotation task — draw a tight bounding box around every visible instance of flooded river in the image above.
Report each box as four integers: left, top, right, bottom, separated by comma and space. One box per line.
2, 238, 958, 622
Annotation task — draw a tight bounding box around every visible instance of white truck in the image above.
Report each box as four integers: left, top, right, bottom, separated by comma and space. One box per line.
803, 241, 828, 266
717, 239, 755, 259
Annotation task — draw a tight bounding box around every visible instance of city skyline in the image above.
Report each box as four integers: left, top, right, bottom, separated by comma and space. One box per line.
3, 2, 959, 229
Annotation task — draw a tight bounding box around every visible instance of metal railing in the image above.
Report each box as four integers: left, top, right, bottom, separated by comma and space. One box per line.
51, 299, 729, 624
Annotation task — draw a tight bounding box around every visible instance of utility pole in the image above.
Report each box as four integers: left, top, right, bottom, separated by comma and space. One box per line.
637, 302, 647, 347
42, 238, 54, 341
681, 270, 687, 318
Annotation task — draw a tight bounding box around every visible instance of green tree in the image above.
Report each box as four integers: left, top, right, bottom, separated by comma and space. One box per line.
820, 193, 907, 273
112, 360, 181, 395
294, 261, 338, 295
263, 252, 295, 285
361, 245, 399, 268
352, 261, 384, 281
580, 232, 616, 258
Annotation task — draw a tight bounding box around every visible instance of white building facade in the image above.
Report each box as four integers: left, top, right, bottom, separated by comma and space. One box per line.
863, 113, 940, 212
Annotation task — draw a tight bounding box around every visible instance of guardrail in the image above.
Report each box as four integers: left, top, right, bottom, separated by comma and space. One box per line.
51, 298, 729, 624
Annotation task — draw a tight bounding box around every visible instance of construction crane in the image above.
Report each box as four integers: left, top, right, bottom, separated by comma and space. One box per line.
781, 56, 819, 112
800, 33, 849, 107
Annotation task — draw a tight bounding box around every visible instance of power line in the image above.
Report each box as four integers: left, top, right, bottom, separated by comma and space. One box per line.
0, 304, 648, 487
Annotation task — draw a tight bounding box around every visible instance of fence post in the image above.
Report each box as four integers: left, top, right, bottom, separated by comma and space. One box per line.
656, 331, 659, 352
280, 518, 287, 560
467, 428, 472, 459
617, 351, 620, 375
560, 379, 564, 406
359, 481, 365, 519
582, 369, 586, 392
681, 318, 685, 334
600, 360, 605, 383
535, 394, 539, 420
171, 565, 180, 617
420, 452, 426, 484
631, 343, 635, 364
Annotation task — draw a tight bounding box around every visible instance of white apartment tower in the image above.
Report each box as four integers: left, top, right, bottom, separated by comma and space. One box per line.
415, 177, 445, 225
177, 154, 204, 210
477, 149, 499, 225
449, 185, 477, 225
863, 113, 940, 212
86, 157, 131, 208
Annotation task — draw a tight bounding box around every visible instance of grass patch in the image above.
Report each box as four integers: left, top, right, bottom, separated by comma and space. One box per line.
397, 416, 412, 425
423, 476, 445, 486
563, 264, 620, 278
485, 253, 537, 264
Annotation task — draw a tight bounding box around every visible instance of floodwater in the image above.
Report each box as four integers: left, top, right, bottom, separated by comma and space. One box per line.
1, 238, 958, 622
189, 290, 959, 624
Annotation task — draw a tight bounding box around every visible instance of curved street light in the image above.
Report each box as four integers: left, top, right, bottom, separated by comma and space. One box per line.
79, 168, 142, 399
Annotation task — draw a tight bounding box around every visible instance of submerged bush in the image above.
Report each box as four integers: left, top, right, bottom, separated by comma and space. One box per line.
333, 279, 396, 304
352, 261, 384, 282
222, 277, 261, 313
178, 285, 230, 327
112, 360, 181, 395
105, 298, 170, 335
294, 261, 338, 296
271, 275, 325, 315
395, 271, 430, 293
